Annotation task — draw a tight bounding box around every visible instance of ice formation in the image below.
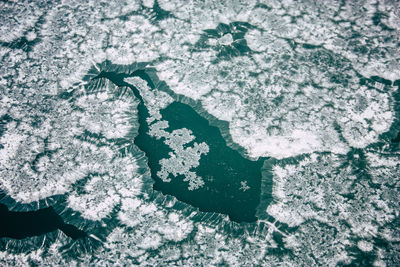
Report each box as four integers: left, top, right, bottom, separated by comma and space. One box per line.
125, 76, 173, 123
126, 76, 208, 190
266, 150, 400, 265
1, 0, 400, 266
0, 81, 138, 203
150, 121, 209, 190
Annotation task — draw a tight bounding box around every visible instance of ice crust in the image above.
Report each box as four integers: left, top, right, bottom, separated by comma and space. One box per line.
0, 82, 138, 203
0, 1, 45, 43
153, 1, 399, 159
1, 0, 400, 266
267, 151, 400, 265
158, 43, 394, 159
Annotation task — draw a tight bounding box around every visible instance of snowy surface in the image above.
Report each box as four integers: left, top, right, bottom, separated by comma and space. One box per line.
1, 0, 399, 266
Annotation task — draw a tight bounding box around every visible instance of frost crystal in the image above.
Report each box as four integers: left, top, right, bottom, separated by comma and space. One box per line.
150, 121, 209, 190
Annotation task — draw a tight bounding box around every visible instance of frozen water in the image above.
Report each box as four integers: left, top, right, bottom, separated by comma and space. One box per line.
150, 122, 209, 190
1, 0, 400, 266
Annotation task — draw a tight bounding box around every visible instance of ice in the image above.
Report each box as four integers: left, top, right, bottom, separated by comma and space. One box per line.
246, 29, 291, 52
67, 150, 143, 220
0, 77, 141, 203
114, 198, 194, 253
156, 25, 395, 159
157, 212, 193, 242
25, 31, 37, 42
0, 125, 26, 167
202, 91, 241, 121
125, 76, 174, 123
283, 220, 353, 266
74, 86, 138, 139
357, 240, 374, 252
68, 176, 121, 221
150, 1, 398, 159
1, 0, 400, 265
150, 122, 209, 190
142, 0, 154, 8
218, 33, 233, 46
265, 150, 400, 264
100, 1, 140, 19
0, 1, 44, 43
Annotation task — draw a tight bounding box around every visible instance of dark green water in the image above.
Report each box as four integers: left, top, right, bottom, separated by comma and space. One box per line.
98, 70, 263, 222
153, 102, 263, 222
0, 203, 86, 240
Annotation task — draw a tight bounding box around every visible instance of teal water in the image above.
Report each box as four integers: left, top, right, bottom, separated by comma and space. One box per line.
97, 69, 264, 222
154, 102, 263, 222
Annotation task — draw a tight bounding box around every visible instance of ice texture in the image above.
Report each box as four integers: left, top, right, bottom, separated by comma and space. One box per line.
153, 1, 399, 159
266, 151, 400, 265
0, 81, 138, 203
126, 76, 208, 190
67, 154, 142, 221
1, 0, 400, 266
125, 76, 174, 123
150, 121, 209, 191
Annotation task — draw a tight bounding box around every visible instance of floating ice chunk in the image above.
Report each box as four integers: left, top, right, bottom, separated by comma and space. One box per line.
239, 181, 250, 192
150, 124, 209, 190
148, 120, 169, 139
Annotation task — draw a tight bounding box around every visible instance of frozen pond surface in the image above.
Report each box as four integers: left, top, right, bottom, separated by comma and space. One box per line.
1, 0, 400, 266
